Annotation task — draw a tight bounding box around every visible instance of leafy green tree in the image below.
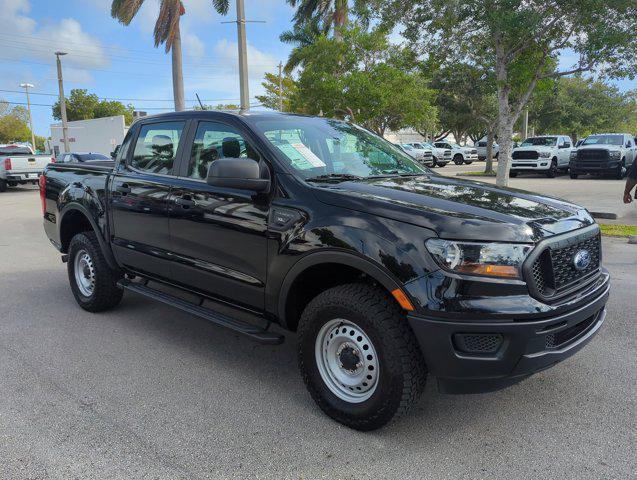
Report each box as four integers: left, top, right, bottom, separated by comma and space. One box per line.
530, 77, 636, 140
0, 103, 32, 144
374, 0, 637, 186
290, 27, 437, 136
255, 72, 298, 112
280, 17, 327, 73
287, 0, 350, 40
53, 89, 134, 124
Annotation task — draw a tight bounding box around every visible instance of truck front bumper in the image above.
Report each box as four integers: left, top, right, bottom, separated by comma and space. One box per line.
407, 278, 609, 394
511, 161, 551, 171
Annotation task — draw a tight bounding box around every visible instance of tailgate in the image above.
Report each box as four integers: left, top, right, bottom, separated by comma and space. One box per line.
6, 155, 51, 174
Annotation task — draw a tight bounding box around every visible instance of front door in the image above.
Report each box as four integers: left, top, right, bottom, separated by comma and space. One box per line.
110, 120, 187, 279
167, 120, 270, 311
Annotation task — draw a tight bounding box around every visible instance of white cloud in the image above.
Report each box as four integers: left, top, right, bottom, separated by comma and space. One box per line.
1, 0, 108, 83
182, 31, 205, 58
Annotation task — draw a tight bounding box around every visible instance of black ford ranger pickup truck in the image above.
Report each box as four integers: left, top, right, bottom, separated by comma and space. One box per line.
41, 111, 609, 430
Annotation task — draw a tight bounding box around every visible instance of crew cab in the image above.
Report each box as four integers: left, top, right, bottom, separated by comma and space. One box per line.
474, 137, 500, 161
0, 144, 53, 192
510, 135, 573, 178
433, 141, 477, 165
41, 111, 609, 430
569, 133, 637, 179
408, 142, 450, 167
396, 143, 434, 167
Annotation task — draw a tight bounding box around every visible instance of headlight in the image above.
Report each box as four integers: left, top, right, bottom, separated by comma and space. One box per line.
539, 151, 551, 158
570, 151, 577, 158
425, 239, 533, 279
609, 151, 621, 159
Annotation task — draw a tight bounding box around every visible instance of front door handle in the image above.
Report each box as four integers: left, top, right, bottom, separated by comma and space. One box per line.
175, 196, 196, 208
116, 184, 131, 194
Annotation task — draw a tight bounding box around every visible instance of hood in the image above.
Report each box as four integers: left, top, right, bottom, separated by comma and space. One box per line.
311, 175, 594, 243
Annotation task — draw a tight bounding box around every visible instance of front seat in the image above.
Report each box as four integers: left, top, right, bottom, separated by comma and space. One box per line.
221, 137, 241, 158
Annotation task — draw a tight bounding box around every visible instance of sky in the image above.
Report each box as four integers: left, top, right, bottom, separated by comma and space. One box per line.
1, 0, 635, 138
1, 0, 296, 136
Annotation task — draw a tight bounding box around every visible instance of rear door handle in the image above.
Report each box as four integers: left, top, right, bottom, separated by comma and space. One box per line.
116, 184, 131, 194
175, 196, 196, 207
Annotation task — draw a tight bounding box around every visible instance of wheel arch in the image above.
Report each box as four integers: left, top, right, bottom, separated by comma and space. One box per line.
59, 204, 119, 270
277, 251, 405, 331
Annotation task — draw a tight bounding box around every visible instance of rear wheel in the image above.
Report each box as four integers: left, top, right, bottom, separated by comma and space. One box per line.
68, 232, 123, 312
298, 283, 426, 431
453, 154, 464, 165
431, 156, 438, 167
0, 179, 6, 192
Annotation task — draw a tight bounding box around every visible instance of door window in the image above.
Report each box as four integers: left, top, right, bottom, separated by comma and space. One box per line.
187, 121, 260, 180
130, 121, 185, 175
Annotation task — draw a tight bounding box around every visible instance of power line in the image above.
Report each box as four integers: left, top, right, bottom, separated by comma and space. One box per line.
0, 88, 241, 103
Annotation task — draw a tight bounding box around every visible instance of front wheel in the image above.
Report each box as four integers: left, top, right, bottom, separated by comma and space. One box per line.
453, 154, 464, 165
431, 156, 438, 167
68, 232, 123, 312
510, 171, 518, 178
570, 172, 579, 179
546, 159, 558, 178
0, 179, 6, 192
298, 283, 427, 431
615, 160, 626, 179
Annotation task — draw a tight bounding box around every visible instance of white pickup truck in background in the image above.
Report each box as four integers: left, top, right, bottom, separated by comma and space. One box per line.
0, 144, 53, 192
510, 135, 574, 178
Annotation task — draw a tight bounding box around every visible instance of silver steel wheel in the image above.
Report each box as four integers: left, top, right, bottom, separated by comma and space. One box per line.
315, 319, 380, 403
74, 249, 95, 297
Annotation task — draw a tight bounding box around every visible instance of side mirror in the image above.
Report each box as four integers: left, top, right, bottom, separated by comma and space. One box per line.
206, 158, 270, 192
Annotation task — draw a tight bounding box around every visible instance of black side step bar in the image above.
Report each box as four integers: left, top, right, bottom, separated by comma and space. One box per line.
117, 279, 284, 345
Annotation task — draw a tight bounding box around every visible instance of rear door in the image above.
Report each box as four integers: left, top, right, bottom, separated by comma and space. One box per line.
109, 119, 188, 279
167, 119, 270, 310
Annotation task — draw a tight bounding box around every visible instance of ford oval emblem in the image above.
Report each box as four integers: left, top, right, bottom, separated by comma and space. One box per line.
573, 250, 592, 270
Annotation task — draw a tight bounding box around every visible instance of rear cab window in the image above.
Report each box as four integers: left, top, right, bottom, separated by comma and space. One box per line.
130, 121, 185, 175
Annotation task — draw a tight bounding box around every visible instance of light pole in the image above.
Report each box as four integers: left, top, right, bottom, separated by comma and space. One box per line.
19, 83, 36, 150
236, 0, 249, 113
55, 51, 70, 153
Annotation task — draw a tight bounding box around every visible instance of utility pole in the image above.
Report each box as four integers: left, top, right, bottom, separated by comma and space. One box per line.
522, 107, 529, 140
19, 83, 36, 150
278, 61, 283, 112
55, 52, 70, 153
236, 0, 250, 113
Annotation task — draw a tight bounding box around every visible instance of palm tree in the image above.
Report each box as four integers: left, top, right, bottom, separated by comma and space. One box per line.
111, 0, 230, 112
279, 17, 327, 73
287, 0, 349, 40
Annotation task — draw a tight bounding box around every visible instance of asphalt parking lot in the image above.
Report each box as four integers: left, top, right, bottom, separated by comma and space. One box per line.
1, 186, 635, 480
436, 162, 637, 225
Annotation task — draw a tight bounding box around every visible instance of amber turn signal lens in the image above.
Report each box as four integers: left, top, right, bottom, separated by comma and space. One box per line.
391, 288, 415, 311
457, 264, 520, 278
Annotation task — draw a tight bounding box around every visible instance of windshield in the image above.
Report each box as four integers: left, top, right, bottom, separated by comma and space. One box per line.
520, 137, 557, 147
582, 135, 623, 146
254, 117, 428, 180
0, 146, 32, 155
401, 144, 413, 150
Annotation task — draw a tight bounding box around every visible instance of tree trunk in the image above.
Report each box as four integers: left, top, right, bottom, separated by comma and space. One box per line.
496, 116, 514, 187
485, 129, 494, 174
333, 0, 348, 41
171, 22, 185, 112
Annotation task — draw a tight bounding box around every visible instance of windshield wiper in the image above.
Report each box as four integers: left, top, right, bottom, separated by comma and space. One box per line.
306, 173, 363, 183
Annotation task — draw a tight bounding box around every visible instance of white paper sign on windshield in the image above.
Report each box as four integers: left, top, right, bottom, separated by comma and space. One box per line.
290, 143, 326, 168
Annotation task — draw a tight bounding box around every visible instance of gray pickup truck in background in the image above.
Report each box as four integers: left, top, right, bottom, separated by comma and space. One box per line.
0, 144, 53, 192
570, 133, 637, 179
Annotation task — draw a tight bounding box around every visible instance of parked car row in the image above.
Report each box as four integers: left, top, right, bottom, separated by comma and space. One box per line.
0, 146, 113, 193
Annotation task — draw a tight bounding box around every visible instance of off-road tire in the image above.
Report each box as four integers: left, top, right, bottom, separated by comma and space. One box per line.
0, 179, 7, 192
615, 160, 626, 180
298, 283, 427, 431
546, 159, 558, 178
68, 232, 123, 312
